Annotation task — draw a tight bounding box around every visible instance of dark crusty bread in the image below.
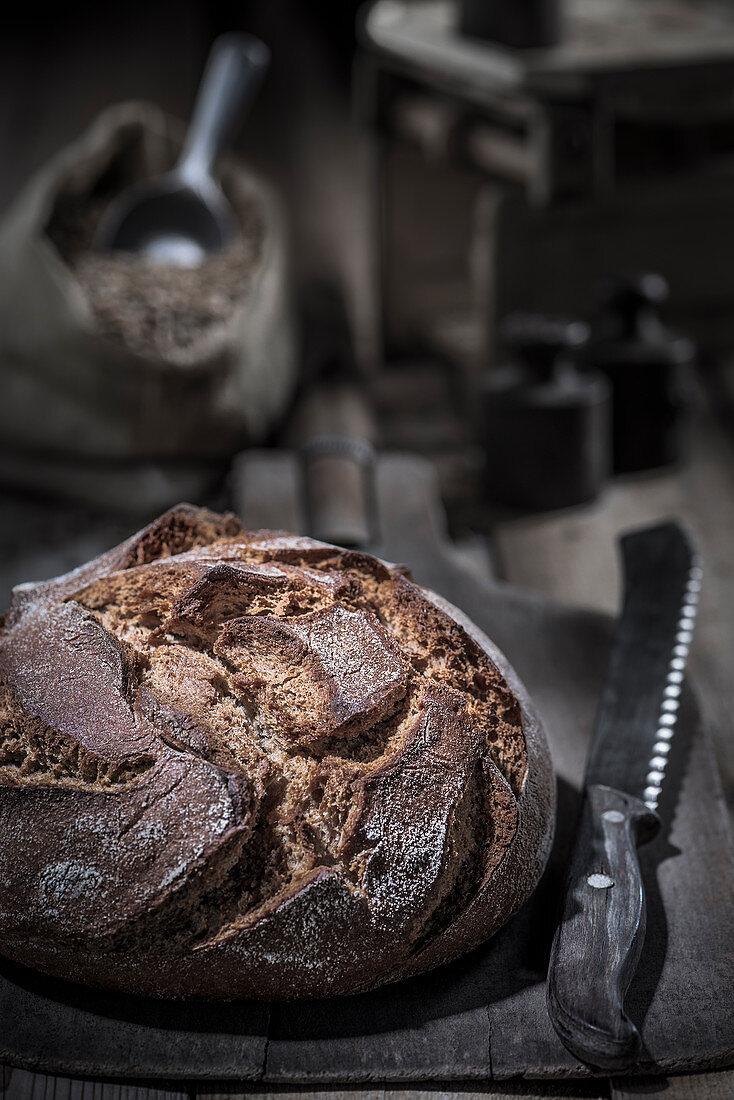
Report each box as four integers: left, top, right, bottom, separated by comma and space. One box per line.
0, 505, 554, 999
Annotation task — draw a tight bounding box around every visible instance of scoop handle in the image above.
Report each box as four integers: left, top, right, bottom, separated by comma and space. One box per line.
178, 33, 270, 187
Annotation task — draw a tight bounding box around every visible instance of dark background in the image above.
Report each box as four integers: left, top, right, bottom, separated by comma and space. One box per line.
2, 0, 734, 810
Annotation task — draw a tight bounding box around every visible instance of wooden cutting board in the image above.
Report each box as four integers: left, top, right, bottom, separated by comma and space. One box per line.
1, 452, 732, 1083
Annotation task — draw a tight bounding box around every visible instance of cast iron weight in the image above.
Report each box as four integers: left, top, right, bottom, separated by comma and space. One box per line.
583, 273, 694, 474
482, 313, 611, 510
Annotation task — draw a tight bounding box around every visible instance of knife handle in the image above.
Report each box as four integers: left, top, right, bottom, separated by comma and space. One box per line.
547, 783, 660, 1069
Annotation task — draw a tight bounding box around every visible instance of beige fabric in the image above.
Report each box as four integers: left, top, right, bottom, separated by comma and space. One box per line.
0, 102, 295, 507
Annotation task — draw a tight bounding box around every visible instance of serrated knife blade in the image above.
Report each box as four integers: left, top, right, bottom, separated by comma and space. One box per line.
546, 520, 700, 1070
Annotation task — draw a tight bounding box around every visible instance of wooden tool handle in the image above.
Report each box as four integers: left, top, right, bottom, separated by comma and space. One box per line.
547, 784, 660, 1070
300, 434, 378, 550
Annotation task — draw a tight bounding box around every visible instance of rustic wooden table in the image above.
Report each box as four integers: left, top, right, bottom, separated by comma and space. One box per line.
1, 8, 733, 1089
3, 391, 734, 1099
492, 383, 734, 825
3, 1069, 734, 1100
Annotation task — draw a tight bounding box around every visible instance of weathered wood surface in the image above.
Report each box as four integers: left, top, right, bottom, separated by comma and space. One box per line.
9, 1071, 734, 1100
611, 1069, 734, 1098
3, 1072, 611, 1100
199, 1085, 609, 1099
2, 448, 730, 1082
1, 1067, 189, 1100
1, 453, 732, 1091
493, 393, 734, 821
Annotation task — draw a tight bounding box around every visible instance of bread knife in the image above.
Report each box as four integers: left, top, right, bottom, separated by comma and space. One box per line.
546, 520, 700, 1069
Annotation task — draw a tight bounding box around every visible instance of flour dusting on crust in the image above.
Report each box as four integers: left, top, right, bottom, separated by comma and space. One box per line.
0, 505, 553, 999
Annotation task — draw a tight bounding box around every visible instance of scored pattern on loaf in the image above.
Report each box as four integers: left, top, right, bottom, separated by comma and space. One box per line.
0, 682, 155, 789
0, 506, 530, 986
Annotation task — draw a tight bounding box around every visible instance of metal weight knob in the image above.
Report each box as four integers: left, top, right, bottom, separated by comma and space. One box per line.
500, 313, 589, 377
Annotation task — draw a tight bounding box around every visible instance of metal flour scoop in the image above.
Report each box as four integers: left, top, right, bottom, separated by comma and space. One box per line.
95, 33, 269, 266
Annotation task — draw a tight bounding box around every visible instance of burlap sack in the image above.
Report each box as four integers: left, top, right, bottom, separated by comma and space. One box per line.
0, 102, 295, 511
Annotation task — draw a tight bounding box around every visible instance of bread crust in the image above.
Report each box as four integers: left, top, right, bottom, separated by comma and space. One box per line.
0, 505, 554, 999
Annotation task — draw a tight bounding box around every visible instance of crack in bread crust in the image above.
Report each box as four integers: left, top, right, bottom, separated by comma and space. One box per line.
0, 505, 550, 999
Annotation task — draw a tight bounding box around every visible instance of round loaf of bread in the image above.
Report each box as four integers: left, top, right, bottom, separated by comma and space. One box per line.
0, 505, 554, 999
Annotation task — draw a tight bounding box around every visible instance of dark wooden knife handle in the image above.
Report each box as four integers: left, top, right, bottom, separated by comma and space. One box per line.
547, 784, 660, 1069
